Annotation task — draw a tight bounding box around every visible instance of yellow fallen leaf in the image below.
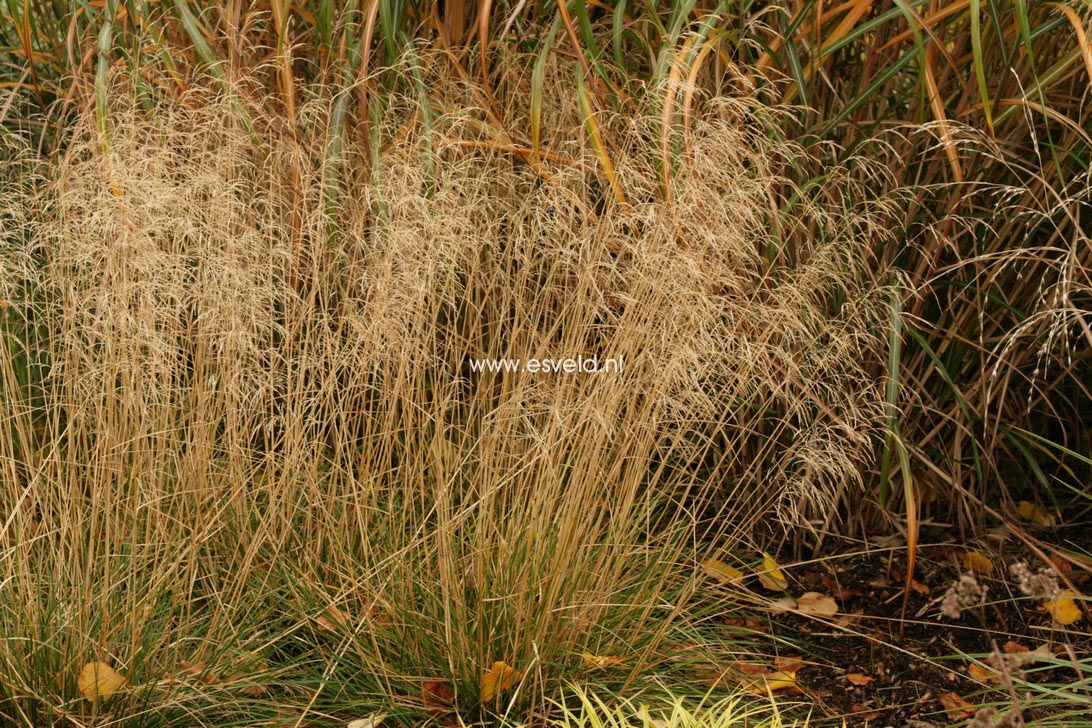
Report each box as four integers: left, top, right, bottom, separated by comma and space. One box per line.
581, 652, 624, 669
481, 660, 521, 701
757, 553, 788, 591
959, 549, 995, 574
701, 559, 744, 585
1043, 590, 1082, 625
741, 670, 796, 695
796, 592, 839, 617
1017, 500, 1057, 527
77, 661, 126, 702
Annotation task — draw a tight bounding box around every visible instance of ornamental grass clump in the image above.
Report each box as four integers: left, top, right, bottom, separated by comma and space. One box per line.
0, 61, 902, 724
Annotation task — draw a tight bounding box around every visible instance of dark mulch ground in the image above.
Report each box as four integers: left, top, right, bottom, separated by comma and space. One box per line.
744, 525, 1092, 727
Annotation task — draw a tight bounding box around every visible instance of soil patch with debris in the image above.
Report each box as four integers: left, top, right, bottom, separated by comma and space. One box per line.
739, 528, 1092, 727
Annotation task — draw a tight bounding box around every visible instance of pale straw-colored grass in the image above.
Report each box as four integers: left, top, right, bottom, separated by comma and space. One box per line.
0, 63, 897, 724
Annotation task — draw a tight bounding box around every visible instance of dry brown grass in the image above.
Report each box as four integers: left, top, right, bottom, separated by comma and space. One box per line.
0, 62, 899, 724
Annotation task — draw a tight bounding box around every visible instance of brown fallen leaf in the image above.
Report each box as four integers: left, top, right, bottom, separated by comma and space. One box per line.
938, 691, 976, 720
845, 673, 874, 686
1028, 644, 1055, 661
1049, 553, 1074, 576
701, 559, 745, 585
887, 568, 930, 595
864, 630, 888, 647
314, 605, 350, 633
77, 661, 126, 702
849, 704, 885, 721
422, 678, 455, 716
835, 609, 865, 627
180, 660, 220, 685
1003, 640, 1029, 653
967, 663, 998, 682
822, 574, 860, 601
767, 596, 797, 615
796, 592, 838, 617
730, 661, 771, 677
775, 656, 805, 673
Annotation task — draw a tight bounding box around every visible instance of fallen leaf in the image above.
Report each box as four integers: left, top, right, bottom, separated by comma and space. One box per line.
740, 670, 796, 695
775, 656, 805, 673
864, 630, 888, 647
822, 574, 860, 600
845, 673, 874, 686
270, 707, 303, 727
180, 660, 219, 685
636, 705, 669, 728
967, 663, 998, 682
937, 691, 976, 720
77, 662, 126, 702
481, 661, 521, 701
314, 605, 350, 633
959, 550, 995, 575
422, 678, 455, 716
849, 704, 885, 721
887, 567, 929, 594
757, 553, 788, 591
347, 713, 387, 728
1043, 590, 1082, 625
767, 596, 797, 615
1049, 553, 1074, 576
1028, 644, 1054, 660
730, 661, 771, 677
701, 559, 744, 585
1002, 640, 1029, 653
835, 609, 865, 627
580, 652, 624, 669
1017, 500, 1056, 527
239, 683, 267, 697
796, 592, 839, 617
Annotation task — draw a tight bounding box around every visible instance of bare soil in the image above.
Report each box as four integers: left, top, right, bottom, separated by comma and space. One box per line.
750, 527, 1092, 726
